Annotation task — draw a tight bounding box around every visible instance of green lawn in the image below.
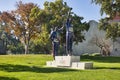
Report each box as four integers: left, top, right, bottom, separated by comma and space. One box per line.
0, 54, 120, 80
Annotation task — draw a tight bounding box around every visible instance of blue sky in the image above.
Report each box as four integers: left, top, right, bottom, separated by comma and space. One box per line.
0, 0, 106, 22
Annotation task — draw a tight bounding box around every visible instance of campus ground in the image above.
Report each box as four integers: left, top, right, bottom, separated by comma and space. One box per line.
0, 54, 119, 80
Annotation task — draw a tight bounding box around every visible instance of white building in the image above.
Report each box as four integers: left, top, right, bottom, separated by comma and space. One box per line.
73, 20, 120, 56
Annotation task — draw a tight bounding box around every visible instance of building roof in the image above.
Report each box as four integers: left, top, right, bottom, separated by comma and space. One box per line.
111, 13, 120, 22
113, 15, 120, 21
109, 14, 120, 22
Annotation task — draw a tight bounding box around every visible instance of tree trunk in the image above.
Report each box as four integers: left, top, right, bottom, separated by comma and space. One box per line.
24, 43, 29, 54
113, 40, 115, 51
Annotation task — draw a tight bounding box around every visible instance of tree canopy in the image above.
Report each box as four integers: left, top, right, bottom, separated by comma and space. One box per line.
0, 0, 89, 54
43, 0, 89, 44
92, 0, 120, 51
0, 1, 44, 54
92, 0, 120, 18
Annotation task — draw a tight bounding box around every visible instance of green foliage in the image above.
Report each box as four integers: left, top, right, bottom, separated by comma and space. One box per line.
106, 22, 120, 41
44, 0, 89, 44
33, 24, 50, 46
0, 0, 90, 54
7, 43, 24, 54
0, 24, 6, 54
44, 0, 71, 27
72, 14, 89, 44
92, 0, 120, 17
0, 1, 44, 54
31, 24, 51, 54
99, 18, 120, 41
92, 0, 120, 51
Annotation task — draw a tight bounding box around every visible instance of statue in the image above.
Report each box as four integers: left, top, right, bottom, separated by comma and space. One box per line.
66, 18, 74, 55
49, 17, 73, 58
49, 27, 63, 59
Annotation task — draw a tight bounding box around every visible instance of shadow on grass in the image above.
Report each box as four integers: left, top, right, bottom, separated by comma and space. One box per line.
93, 67, 120, 70
81, 55, 120, 63
0, 76, 19, 80
0, 64, 77, 73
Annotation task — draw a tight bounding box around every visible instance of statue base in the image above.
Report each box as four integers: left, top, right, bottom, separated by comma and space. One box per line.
46, 56, 93, 70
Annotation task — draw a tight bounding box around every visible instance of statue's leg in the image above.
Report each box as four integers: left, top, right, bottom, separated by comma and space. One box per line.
54, 42, 57, 56
53, 42, 55, 60
55, 42, 59, 56
68, 33, 72, 55
66, 32, 69, 55
69, 38, 72, 55
54, 42, 59, 56
69, 33, 73, 55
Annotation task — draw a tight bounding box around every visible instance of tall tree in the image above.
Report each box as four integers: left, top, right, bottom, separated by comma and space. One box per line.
32, 24, 51, 54
99, 18, 120, 49
44, 0, 71, 29
0, 18, 7, 54
44, 0, 89, 44
0, 1, 44, 54
92, 0, 120, 50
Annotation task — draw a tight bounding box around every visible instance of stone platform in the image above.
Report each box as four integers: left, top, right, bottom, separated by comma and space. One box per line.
72, 62, 93, 70
46, 56, 93, 70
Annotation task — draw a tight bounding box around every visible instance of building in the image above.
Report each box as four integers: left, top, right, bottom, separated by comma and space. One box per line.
73, 20, 120, 56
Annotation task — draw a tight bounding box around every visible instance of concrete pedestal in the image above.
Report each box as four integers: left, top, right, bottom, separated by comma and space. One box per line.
55, 56, 80, 67
46, 61, 56, 67
46, 56, 93, 70
72, 62, 93, 70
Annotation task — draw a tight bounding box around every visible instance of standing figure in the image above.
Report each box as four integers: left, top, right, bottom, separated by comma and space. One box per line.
66, 18, 74, 55
49, 27, 60, 59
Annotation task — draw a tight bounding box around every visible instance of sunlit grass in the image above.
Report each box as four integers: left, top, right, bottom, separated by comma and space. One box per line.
0, 54, 119, 80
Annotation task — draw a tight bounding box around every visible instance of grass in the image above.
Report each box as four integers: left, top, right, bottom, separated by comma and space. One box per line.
0, 54, 120, 80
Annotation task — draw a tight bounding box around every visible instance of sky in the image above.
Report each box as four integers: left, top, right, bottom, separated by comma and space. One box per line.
0, 0, 106, 22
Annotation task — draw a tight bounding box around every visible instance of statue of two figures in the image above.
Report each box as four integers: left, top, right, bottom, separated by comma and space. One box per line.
50, 18, 74, 59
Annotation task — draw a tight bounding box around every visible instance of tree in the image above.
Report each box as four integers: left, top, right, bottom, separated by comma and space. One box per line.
0, 19, 7, 54
92, 0, 120, 52
42, 0, 90, 55
0, 0, 89, 54
91, 0, 120, 18
0, 1, 44, 54
90, 34, 111, 56
72, 14, 89, 44
44, 0, 89, 44
99, 18, 120, 50
32, 24, 51, 54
